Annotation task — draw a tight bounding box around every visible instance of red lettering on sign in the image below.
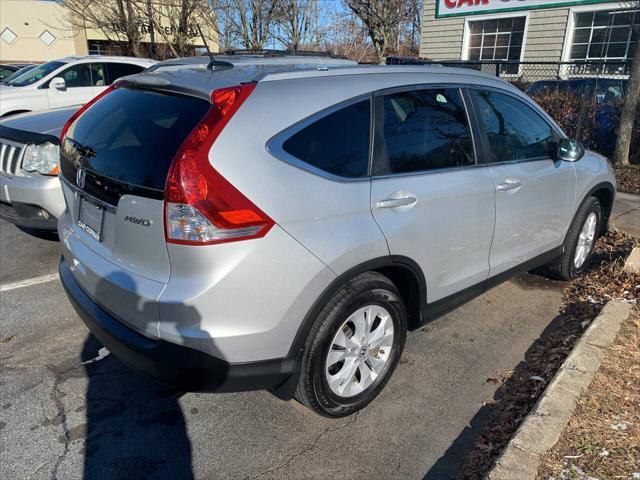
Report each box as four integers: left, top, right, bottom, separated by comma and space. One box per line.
444, 0, 490, 8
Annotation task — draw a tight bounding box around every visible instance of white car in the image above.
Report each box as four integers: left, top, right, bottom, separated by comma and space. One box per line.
0, 55, 155, 117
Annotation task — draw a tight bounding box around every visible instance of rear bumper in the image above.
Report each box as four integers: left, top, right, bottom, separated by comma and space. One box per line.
59, 256, 294, 393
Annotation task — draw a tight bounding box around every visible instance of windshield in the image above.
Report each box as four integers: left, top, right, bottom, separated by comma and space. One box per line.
1, 65, 37, 84
7, 61, 65, 87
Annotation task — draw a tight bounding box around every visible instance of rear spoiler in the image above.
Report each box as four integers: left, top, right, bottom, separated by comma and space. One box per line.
116, 75, 218, 102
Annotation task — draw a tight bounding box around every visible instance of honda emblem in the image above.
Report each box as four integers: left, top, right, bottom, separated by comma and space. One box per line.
76, 167, 86, 189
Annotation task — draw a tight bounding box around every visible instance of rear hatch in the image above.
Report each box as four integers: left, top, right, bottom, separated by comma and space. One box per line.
59, 86, 210, 335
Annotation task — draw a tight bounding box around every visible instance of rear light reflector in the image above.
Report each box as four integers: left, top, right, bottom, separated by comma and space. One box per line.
164, 83, 274, 245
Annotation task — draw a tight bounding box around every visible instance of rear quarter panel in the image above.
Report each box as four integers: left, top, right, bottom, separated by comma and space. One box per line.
210, 72, 516, 276
158, 225, 335, 362
209, 75, 391, 275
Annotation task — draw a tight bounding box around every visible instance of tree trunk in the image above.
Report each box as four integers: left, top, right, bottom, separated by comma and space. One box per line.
375, 42, 385, 64
147, 0, 155, 58
125, 0, 141, 57
370, 32, 385, 64
614, 32, 640, 166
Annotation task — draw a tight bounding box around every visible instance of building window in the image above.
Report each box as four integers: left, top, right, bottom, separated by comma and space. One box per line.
467, 16, 526, 74
571, 10, 638, 61
566, 10, 640, 76
39, 30, 56, 46
1, 27, 17, 44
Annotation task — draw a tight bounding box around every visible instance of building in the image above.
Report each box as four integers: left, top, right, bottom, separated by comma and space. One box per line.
0, 0, 217, 63
1, 1, 84, 62
420, 1, 638, 77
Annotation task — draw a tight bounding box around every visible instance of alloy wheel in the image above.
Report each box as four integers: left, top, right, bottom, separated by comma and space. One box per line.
574, 212, 597, 269
325, 305, 394, 398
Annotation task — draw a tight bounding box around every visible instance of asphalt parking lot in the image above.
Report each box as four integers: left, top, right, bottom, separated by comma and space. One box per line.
0, 217, 567, 480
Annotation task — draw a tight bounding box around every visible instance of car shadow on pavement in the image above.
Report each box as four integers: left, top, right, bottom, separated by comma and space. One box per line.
77, 269, 221, 480
422, 289, 572, 480
16, 226, 59, 241
81, 335, 194, 480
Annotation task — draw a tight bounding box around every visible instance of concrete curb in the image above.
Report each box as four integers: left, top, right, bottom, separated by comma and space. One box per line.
624, 247, 640, 274
486, 300, 633, 480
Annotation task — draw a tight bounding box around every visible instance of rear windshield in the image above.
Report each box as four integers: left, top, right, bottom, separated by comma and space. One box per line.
64, 87, 210, 191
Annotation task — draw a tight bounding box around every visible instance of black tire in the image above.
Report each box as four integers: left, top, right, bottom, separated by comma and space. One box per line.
545, 196, 602, 280
294, 272, 407, 417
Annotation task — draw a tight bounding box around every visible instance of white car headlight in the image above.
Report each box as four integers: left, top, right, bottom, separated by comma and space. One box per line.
22, 142, 60, 175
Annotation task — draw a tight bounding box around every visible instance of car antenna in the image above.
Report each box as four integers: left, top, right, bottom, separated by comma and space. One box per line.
196, 24, 231, 70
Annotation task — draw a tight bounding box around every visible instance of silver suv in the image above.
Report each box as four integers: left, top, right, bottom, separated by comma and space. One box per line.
57, 60, 616, 417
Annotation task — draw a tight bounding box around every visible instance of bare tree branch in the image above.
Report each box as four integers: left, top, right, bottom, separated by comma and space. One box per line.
273, 0, 317, 52
60, 0, 145, 56
211, 0, 280, 52
344, 0, 416, 64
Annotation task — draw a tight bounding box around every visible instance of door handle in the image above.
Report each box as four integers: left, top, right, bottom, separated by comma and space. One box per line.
377, 195, 417, 208
496, 179, 522, 191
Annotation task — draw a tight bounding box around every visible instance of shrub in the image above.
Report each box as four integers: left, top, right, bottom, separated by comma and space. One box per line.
530, 89, 599, 151
510, 79, 530, 92
530, 89, 639, 164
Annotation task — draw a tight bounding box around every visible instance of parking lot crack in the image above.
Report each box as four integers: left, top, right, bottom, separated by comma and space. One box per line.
46, 364, 74, 480
612, 207, 639, 219
243, 412, 360, 479
25, 458, 57, 480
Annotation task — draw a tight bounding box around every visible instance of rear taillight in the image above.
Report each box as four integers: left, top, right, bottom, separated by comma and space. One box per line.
164, 83, 274, 245
60, 84, 116, 144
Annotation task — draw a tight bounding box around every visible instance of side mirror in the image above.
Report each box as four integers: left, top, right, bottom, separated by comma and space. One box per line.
557, 138, 585, 162
49, 77, 66, 91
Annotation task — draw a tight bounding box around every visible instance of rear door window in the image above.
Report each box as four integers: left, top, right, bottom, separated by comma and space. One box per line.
282, 100, 370, 178
105, 63, 145, 84
62, 87, 210, 192
88, 63, 106, 86
381, 88, 475, 174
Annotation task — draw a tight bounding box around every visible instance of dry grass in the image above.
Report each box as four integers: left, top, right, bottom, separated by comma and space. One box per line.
567, 231, 639, 309
456, 231, 639, 480
537, 310, 640, 480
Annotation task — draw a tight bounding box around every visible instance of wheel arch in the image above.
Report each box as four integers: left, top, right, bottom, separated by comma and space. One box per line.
287, 256, 426, 359
272, 256, 426, 400
582, 182, 615, 236
1, 109, 31, 118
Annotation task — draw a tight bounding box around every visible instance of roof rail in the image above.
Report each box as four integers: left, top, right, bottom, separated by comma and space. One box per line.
223, 49, 344, 59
